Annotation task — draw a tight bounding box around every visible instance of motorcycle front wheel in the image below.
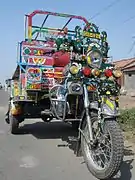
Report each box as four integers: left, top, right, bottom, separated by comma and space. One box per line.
81, 118, 124, 180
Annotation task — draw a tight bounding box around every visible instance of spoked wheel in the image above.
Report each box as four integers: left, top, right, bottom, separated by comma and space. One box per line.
81, 117, 124, 180
9, 114, 19, 134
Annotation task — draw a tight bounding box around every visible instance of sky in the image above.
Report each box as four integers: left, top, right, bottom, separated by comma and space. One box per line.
0, 0, 135, 83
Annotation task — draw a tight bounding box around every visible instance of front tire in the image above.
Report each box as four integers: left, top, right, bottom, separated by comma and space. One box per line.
81, 120, 124, 180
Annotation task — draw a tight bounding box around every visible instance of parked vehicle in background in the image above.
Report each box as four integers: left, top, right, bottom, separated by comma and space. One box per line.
0, 83, 3, 89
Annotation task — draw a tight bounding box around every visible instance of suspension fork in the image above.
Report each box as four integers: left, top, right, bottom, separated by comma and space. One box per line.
83, 84, 94, 142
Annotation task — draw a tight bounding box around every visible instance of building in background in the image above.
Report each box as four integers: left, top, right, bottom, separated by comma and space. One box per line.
114, 58, 135, 93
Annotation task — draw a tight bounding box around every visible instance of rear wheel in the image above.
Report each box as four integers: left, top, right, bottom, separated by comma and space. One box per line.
9, 114, 19, 134
5, 113, 10, 124
81, 117, 124, 179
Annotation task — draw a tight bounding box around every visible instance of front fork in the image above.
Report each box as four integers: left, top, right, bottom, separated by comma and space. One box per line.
75, 84, 95, 155
83, 84, 94, 142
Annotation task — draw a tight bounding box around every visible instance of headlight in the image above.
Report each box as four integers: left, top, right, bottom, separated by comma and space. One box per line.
69, 65, 79, 75
68, 82, 83, 95
87, 50, 102, 68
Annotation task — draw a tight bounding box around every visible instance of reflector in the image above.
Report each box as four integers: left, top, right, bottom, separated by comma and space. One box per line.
82, 67, 91, 76
104, 69, 113, 77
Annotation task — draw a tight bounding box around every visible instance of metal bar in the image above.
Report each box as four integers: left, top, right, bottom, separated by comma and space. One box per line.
61, 18, 72, 30
18, 63, 26, 73
19, 41, 22, 63
35, 14, 49, 40
24, 15, 28, 40
27, 10, 89, 24
20, 63, 22, 94
32, 29, 74, 37
32, 26, 75, 33
16, 42, 19, 63
27, 10, 90, 40
56, 18, 72, 38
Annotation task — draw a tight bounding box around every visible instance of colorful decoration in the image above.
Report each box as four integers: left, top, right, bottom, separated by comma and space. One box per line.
27, 67, 41, 82
24, 47, 31, 55
27, 10, 89, 41
12, 81, 20, 97
33, 57, 46, 65
41, 68, 54, 88
11, 10, 110, 99
26, 67, 41, 90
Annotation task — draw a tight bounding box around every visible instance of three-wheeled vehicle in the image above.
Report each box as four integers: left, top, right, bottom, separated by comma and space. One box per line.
5, 10, 124, 180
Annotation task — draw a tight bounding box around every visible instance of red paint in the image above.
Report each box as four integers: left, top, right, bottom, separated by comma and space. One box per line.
53, 51, 70, 67
27, 10, 90, 29
21, 73, 26, 88
28, 57, 54, 66
82, 67, 91, 76
104, 69, 113, 77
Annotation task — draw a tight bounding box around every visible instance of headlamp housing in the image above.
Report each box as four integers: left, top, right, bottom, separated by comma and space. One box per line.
87, 50, 102, 69
69, 65, 79, 75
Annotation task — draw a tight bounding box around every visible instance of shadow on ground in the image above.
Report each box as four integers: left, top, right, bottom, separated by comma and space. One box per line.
17, 121, 134, 180
18, 121, 79, 153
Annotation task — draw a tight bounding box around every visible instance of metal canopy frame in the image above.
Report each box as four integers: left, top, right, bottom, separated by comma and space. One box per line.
26, 10, 90, 41
13, 10, 91, 93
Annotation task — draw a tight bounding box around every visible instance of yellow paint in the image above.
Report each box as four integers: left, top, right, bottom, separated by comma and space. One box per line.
87, 85, 96, 91
106, 91, 111, 95
83, 31, 101, 39
103, 97, 115, 110
54, 72, 63, 75
19, 96, 25, 100
69, 65, 79, 75
87, 56, 91, 65
87, 46, 92, 51
14, 88, 19, 96
28, 26, 32, 40
10, 105, 22, 115
92, 69, 100, 76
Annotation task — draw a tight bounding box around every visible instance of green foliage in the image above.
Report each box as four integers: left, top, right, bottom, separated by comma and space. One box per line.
118, 108, 135, 130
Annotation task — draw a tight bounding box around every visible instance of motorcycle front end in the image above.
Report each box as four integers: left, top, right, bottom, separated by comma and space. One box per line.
48, 42, 124, 180
79, 65, 124, 179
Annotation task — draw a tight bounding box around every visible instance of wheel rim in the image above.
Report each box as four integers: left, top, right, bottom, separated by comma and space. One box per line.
83, 122, 112, 170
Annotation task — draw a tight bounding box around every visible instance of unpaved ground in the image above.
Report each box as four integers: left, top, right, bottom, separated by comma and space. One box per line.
119, 95, 135, 109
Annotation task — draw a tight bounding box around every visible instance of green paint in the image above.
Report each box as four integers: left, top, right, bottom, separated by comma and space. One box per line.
32, 29, 48, 36
24, 48, 30, 55
33, 49, 38, 54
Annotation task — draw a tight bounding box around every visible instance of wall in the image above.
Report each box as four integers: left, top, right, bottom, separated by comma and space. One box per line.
124, 71, 135, 91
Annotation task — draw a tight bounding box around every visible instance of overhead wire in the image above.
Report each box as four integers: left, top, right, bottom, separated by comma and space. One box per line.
128, 40, 135, 54
127, 36, 135, 55
86, 0, 135, 57
123, 16, 135, 55
123, 15, 135, 24
89, 0, 123, 20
